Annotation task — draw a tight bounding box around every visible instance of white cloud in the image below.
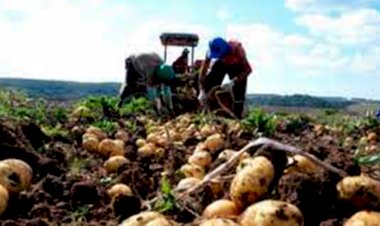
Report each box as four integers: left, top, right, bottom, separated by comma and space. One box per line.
216, 7, 232, 21
296, 9, 380, 46
285, 0, 379, 13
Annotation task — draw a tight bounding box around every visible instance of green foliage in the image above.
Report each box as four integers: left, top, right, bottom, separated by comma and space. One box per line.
119, 97, 153, 116
154, 174, 176, 213
355, 154, 380, 165
92, 119, 119, 135
242, 108, 278, 136
281, 114, 312, 133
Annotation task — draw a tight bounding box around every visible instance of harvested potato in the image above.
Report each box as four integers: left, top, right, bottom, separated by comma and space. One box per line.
367, 132, 377, 143
86, 126, 107, 140
344, 210, 380, 226
199, 218, 239, 226
209, 179, 224, 196
103, 156, 130, 173
240, 200, 304, 226
120, 211, 174, 226
343, 137, 354, 148
204, 134, 224, 153
146, 217, 176, 226
176, 177, 201, 192
99, 139, 125, 156
194, 143, 207, 153
180, 164, 205, 179
115, 129, 129, 143
0, 185, 8, 216
107, 183, 133, 199
146, 133, 157, 144
314, 124, 325, 135
236, 158, 257, 172
156, 137, 169, 148
0, 159, 33, 193
82, 136, 99, 153
200, 125, 216, 137
137, 143, 156, 157
230, 156, 275, 209
285, 155, 319, 174
136, 139, 147, 148
359, 137, 369, 146
218, 150, 249, 163
202, 199, 239, 219
189, 150, 212, 168
336, 175, 380, 208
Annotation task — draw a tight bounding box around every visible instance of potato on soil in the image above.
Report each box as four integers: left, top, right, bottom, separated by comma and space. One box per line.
103, 156, 130, 173
180, 164, 205, 179
137, 143, 156, 157
202, 199, 239, 219
98, 139, 125, 156
189, 150, 212, 168
115, 129, 129, 143
86, 126, 107, 140
107, 183, 133, 199
0, 159, 33, 193
336, 175, 380, 208
176, 177, 201, 191
199, 218, 239, 226
230, 156, 275, 209
136, 138, 147, 148
82, 136, 100, 152
367, 132, 377, 143
239, 200, 304, 226
285, 155, 319, 175
344, 210, 380, 226
120, 211, 175, 226
204, 134, 224, 153
0, 185, 9, 216
200, 125, 217, 137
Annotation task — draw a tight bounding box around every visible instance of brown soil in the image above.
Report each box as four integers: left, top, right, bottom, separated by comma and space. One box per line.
0, 115, 378, 226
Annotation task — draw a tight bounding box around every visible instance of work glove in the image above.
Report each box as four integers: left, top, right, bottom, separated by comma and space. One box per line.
198, 89, 207, 103
222, 80, 235, 91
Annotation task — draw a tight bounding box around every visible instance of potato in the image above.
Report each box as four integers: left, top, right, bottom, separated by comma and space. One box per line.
0, 159, 33, 193
240, 200, 304, 226
82, 136, 100, 153
189, 151, 212, 168
120, 211, 174, 226
115, 129, 129, 143
180, 164, 205, 179
202, 199, 239, 219
336, 175, 380, 208
107, 183, 133, 199
176, 177, 201, 192
110, 139, 126, 156
230, 156, 275, 209
98, 139, 125, 156
103, 156, 130, 173
285, 155, 319, 175
209, 179, 224, 196
343, 137, 354, 148
314, 124, 324, 135
194, 143, 207, 153
146, 217, 176, 226
137, 143, 156, 157
344, 210, 380, 226
156, 137, 169, 148
86, 126, 107, 140
218, 150, 249, 163
0, 185, 9, 216
236, 157, 257, 172
136, 139, 147, 148
367, 132, 377, 143
146, 133, 157, 144
199, 218, 239, 226
200, 125, 216, 137
204, 134, 224, 153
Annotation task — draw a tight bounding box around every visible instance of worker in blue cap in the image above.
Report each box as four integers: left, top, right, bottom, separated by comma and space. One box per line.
198, 37, 252, 118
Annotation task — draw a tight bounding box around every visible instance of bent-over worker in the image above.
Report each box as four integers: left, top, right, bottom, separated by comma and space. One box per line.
198, 37, 252, 119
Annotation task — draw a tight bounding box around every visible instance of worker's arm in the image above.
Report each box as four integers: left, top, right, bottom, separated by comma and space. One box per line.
198, 51, 212, 91
147, 86, 163, 114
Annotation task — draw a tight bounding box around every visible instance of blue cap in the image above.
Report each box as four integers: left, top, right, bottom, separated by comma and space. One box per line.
208, 37, 231, 59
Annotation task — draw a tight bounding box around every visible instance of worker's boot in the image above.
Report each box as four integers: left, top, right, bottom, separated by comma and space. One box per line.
233, 101, 245, 119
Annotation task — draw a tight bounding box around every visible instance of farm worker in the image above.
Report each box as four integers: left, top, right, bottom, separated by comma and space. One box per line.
118, 52, 178, 115
197, 37, 252, 119
376, 108, 380, 119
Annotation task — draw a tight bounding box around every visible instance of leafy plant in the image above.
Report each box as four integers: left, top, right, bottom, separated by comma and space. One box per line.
154, 174, 176, 213
241, 108, 278, 136
119, 97, 153, 116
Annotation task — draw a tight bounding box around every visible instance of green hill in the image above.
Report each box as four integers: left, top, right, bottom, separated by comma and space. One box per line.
1, 78, 379, 110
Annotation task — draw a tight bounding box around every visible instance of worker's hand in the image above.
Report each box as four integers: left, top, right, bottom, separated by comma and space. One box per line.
222, 80, 235, 91
198, 89, 206, 103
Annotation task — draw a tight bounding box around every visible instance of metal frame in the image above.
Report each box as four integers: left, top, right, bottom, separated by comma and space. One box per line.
159, 32, 199, 71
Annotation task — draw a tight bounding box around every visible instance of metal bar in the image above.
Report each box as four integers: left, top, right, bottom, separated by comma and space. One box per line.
164, 45, 167, 62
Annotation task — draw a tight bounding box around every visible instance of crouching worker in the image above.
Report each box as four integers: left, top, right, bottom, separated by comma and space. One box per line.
198, 37, 252, 119
118, 52, 178, 115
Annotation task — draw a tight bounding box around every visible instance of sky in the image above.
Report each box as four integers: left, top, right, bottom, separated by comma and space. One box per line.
0, 0, 379, 99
